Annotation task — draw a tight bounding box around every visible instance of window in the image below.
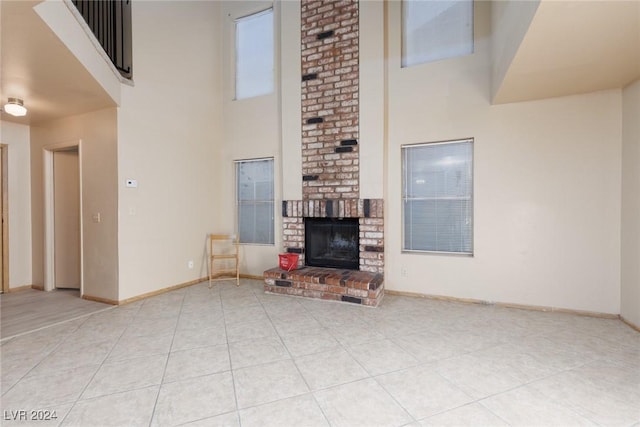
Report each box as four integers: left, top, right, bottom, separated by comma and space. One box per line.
236, 158, 274, 245
402, 0, 473, 67
235, 9, 274, 100
402, 139, 473, 254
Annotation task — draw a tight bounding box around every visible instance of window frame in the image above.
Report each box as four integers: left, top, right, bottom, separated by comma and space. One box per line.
234, 7, 275, 101
235, 157, 275, 246
401, 138, 474, 256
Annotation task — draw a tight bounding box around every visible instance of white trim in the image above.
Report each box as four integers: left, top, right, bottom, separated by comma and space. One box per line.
234, 7, 273, 23
43, 140, 84, 295
44, 150, 54, 292
401, 138, 474, 149
401, 138, 474, 255
233, 156, 275, 164
233, 7, 275, 101
235, 158, 275, 245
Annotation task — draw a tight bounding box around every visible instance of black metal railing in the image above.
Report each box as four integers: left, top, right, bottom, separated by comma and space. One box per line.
71, 0, 132, 79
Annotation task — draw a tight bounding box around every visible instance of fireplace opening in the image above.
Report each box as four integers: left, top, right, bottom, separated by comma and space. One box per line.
305, 218, 359, 270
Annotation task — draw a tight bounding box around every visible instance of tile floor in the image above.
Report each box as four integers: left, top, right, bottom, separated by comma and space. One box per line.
1, 279, 639, 427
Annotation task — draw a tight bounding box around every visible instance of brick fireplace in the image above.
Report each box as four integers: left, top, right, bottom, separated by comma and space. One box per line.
264, 0, 385, 307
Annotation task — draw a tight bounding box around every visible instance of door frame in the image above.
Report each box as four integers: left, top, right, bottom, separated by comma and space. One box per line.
1, 144, 8, 293
43, 140, 83, 294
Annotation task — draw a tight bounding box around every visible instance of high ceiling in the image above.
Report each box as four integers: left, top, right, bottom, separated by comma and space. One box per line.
1, 0, 639, 126
494, 0, 640, 104
0, 0, 115, 125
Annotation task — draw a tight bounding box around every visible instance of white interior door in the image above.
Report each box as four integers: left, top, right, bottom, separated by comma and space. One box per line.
0, 148, 3, 293
54, 149, 81, 290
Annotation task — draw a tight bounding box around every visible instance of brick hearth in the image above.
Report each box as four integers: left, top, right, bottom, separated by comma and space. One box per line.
264, 267, 383, 307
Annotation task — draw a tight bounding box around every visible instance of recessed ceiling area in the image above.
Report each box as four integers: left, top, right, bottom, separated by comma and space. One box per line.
494, 0, 640, 104
0, 0, 115, 125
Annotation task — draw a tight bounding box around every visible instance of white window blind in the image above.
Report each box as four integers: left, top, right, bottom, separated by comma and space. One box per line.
235, 9, 274, 100
402, 140, 473, 254
402, 0, 473, 67
236, 158, 274, 245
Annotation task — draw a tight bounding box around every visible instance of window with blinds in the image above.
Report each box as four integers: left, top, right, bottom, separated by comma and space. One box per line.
402, 0, 473, 67
236, 158, 274, 245
402, 139, 473, 254
235, 9, 274, 100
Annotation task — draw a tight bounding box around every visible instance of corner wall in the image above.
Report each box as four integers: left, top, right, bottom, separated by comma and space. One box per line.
0, 121, 33, 289
30, 108, 119, 301
384, 1, 622, 314
490, 0, 540, 102
621, 79, 640, 326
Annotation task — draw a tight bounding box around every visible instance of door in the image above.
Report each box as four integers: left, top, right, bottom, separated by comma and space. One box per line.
0, 145, 6, 294
53, 149, 81, 289
0, 146, 3, 293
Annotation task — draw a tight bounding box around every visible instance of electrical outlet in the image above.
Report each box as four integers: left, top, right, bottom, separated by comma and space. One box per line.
401, 267, 408, 278
188, 260, 194, 269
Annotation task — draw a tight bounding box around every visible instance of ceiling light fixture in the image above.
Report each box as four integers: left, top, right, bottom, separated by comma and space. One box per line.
3, 98, 27, 117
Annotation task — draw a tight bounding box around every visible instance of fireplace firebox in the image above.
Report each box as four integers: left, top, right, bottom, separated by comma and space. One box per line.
305, 218, 359, 270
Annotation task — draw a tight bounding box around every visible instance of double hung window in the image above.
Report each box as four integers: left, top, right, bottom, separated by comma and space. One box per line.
236, 158, 274, 245
402, 140, 473, 254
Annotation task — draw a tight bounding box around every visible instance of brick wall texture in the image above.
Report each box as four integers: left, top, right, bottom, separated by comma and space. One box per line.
275, 0, 384, 281
301, 0, 360, 199
282, 199, 384, 274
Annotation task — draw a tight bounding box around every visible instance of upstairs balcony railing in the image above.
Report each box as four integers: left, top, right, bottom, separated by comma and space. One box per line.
71, 0, 132, 79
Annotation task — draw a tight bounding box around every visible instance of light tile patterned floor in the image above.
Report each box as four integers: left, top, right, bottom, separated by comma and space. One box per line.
1, 279, 639, 426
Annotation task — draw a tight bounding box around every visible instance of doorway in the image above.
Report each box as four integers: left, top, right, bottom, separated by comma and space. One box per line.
53, 149, 80, 289
1, 144, 8, 294
44, 141, 83, 294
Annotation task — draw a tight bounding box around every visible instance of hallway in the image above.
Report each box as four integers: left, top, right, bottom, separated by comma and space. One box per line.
1, 288, 112, 340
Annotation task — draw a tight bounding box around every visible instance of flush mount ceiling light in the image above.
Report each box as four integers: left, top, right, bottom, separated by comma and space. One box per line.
3, 98, 27, 117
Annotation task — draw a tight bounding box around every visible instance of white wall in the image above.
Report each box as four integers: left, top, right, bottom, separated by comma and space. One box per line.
359, 0, 385, 199
384, 1, 622, 314
281, 0, 302, 202
117, 1, 222, 300
0, 121, 33, 289
621, 79, 640, 326
30, 108, 119, 301
219, 0, 282, 276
